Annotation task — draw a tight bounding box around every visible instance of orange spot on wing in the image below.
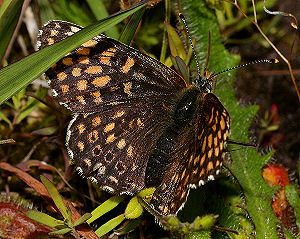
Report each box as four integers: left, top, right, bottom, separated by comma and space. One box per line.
92, 76, 111, 87
121, 57, 135, 73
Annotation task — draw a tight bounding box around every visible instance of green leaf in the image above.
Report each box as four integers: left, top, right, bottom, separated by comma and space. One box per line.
0, 110, 12, 126
0, 0, 24, 62
118, 6, 146, 45
26, 210, 63, 228
192, 215, 217, 231
51, 0, 94, 26
12, 88, 25, 110
124, 196, 143, 219
87, 195, 125, 224
165, 22, 186, 61
49, 227, 72, 235
137, 187, 156, 198
285, 184, 300, 229
186, 230, 211, 239
16, 88, 48, 124
171, 56, 189, 81
0, 2, 147, 106
114, 219, 141, 235
37, 0, 56, 23
73, 213, 92, 227
94, 214, 126, 237
86, 0, 119, 39
40, 175, 69, 221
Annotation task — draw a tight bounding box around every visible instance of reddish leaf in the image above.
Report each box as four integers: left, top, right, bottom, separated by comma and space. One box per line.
262, 164, 290, 187
0, 202, 51, 239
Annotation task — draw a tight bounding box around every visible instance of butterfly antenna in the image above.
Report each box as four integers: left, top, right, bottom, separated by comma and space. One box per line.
209, 58, 279, 80
227, 139, 257, 147
203, 31, 211, 75
179, 13, 211, 92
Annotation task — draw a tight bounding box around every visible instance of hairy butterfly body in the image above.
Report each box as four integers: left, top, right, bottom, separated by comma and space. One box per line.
37, 20, 230, 216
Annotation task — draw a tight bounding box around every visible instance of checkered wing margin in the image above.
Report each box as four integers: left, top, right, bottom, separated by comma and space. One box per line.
37, 21, 187, 194
150, 93, 230, 215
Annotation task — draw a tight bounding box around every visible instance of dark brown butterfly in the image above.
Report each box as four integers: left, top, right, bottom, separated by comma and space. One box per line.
37, 20, 230, 216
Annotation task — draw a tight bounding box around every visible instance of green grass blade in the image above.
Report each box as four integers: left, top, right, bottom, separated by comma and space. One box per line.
49, 227, 72, 235
40, 175, 69, 221
118, 6, 146, 45
73, 213, 92, 227
94, 214, 125, 237
26, 210, 63, 228
0, 2, 147, 106
87, 195, 125, 224
86, 0, 119, 39
0, 0, 24, 62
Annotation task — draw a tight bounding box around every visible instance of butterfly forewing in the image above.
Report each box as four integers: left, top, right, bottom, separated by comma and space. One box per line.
38, 21, 186, 114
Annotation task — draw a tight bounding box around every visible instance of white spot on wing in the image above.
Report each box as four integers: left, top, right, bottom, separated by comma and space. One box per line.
199, 180, 205, 186
76, 166, 83, 175
103, 186, 115, 193
120, 191, 134, 196
59, 102, 72, 111
189, 184, 197, 189
52, 89, 58, 97
88, 176, 97, 183
36, 40, 41, 49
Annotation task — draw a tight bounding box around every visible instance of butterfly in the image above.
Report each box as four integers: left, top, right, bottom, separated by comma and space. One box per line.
37, 20, 230, 216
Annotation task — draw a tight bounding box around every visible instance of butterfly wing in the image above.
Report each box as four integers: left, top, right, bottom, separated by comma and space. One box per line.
150, 93, 230, 215
67, 106, 165, 194
37, 21, 187, 114
38, 21, 187, 194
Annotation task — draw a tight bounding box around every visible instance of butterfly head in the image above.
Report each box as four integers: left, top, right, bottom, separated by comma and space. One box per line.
194, 75, 212, 93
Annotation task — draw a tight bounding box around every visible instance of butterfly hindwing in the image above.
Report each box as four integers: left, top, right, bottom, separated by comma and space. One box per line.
66, 101, 173, 194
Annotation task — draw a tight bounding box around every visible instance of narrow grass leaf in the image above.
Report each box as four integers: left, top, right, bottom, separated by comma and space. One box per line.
86, 0, 119, 39
26, 210, 63, 228
0, 0, 24, 62
40, 175, 69, 220
49, 227, 72, 235
165, 22, 186, 60
73, 213, 92, 227
114, 219, 141, 235
95, 214, 126, 237
0, 111, 12, 126
118, 6, 146, 45
87, 195, 125, 224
